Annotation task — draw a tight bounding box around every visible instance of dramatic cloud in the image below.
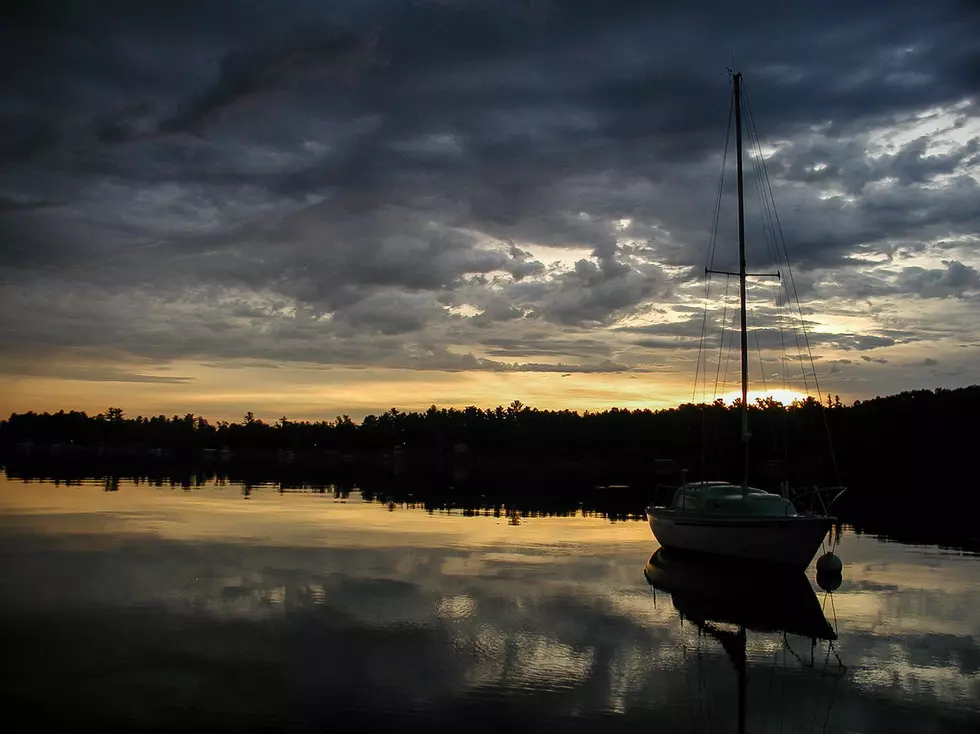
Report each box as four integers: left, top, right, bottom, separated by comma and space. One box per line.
1, 0, 978, 415
897, 260, 980, 299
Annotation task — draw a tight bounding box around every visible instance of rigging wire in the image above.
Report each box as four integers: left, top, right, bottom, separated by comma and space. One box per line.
749, 305, 769, 394
710, 281, 740, 465
752, 133, 791, 398
776, 278, 788, 394
742, 89, 787, 402
743, 99, 793, 465
742, 80, 843, 487
713, 275, 733, 399
697, 628, 716, 734
680, 636, 698, 733
742, 90, 787, 373
742, 83, 822, 398
741, 86, 812, 396
721, 287, 742, 399
695, 93, 735, 404
763, 645, 780, 734
821, 674, 843, 734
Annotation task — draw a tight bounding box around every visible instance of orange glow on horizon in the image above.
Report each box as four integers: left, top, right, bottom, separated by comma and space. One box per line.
0, 363, 696, 424
718, 388, 811, 406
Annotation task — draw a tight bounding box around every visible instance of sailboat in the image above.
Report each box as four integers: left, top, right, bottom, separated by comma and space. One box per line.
645, 73, 840, 569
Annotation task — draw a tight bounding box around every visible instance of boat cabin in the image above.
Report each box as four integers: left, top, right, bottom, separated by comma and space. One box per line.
670, 482, 797, 517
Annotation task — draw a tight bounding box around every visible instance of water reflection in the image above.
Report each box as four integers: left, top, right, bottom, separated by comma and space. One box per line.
0, 476, 978, 732
644, 549, 838, 640
645, 549, 844, 733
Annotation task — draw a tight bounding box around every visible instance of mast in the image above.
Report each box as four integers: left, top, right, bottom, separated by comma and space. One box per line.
734, 72, 750, 492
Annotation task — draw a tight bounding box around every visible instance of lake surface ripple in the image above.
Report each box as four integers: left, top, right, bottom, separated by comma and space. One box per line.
1, 476, 977, 732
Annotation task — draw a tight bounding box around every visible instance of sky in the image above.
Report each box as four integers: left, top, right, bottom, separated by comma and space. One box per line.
1, 0, 979, 422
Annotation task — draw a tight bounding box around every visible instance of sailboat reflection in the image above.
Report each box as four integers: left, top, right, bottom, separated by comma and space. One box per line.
644, 548, 845, 734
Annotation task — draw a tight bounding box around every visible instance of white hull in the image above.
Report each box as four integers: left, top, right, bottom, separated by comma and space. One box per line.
647, 506, 833, 569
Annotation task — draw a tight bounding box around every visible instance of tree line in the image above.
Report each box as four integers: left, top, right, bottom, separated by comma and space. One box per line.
2, 385, 976, 493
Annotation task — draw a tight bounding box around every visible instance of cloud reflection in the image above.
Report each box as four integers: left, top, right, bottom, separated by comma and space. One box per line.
0, 478, 978, 731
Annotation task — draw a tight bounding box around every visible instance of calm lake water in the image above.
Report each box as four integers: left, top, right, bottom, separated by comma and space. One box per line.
1, 475, 978, 732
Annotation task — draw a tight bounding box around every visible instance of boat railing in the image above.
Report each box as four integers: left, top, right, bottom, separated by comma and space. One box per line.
790, 486, 847, 515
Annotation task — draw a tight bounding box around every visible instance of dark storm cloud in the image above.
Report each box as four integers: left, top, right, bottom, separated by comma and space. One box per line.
1, 0, 979, 382
626, 317, 911, 355
0, 360, 194, 385
0, 125, 61, 162
157, 24, 384, 138
0, 196, 58, 213
480, 336, 612, 359
897, 260, 980, 299
774, 135, 980, 194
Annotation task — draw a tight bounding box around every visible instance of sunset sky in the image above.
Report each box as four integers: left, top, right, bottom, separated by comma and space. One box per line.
2, 0, 979, 423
